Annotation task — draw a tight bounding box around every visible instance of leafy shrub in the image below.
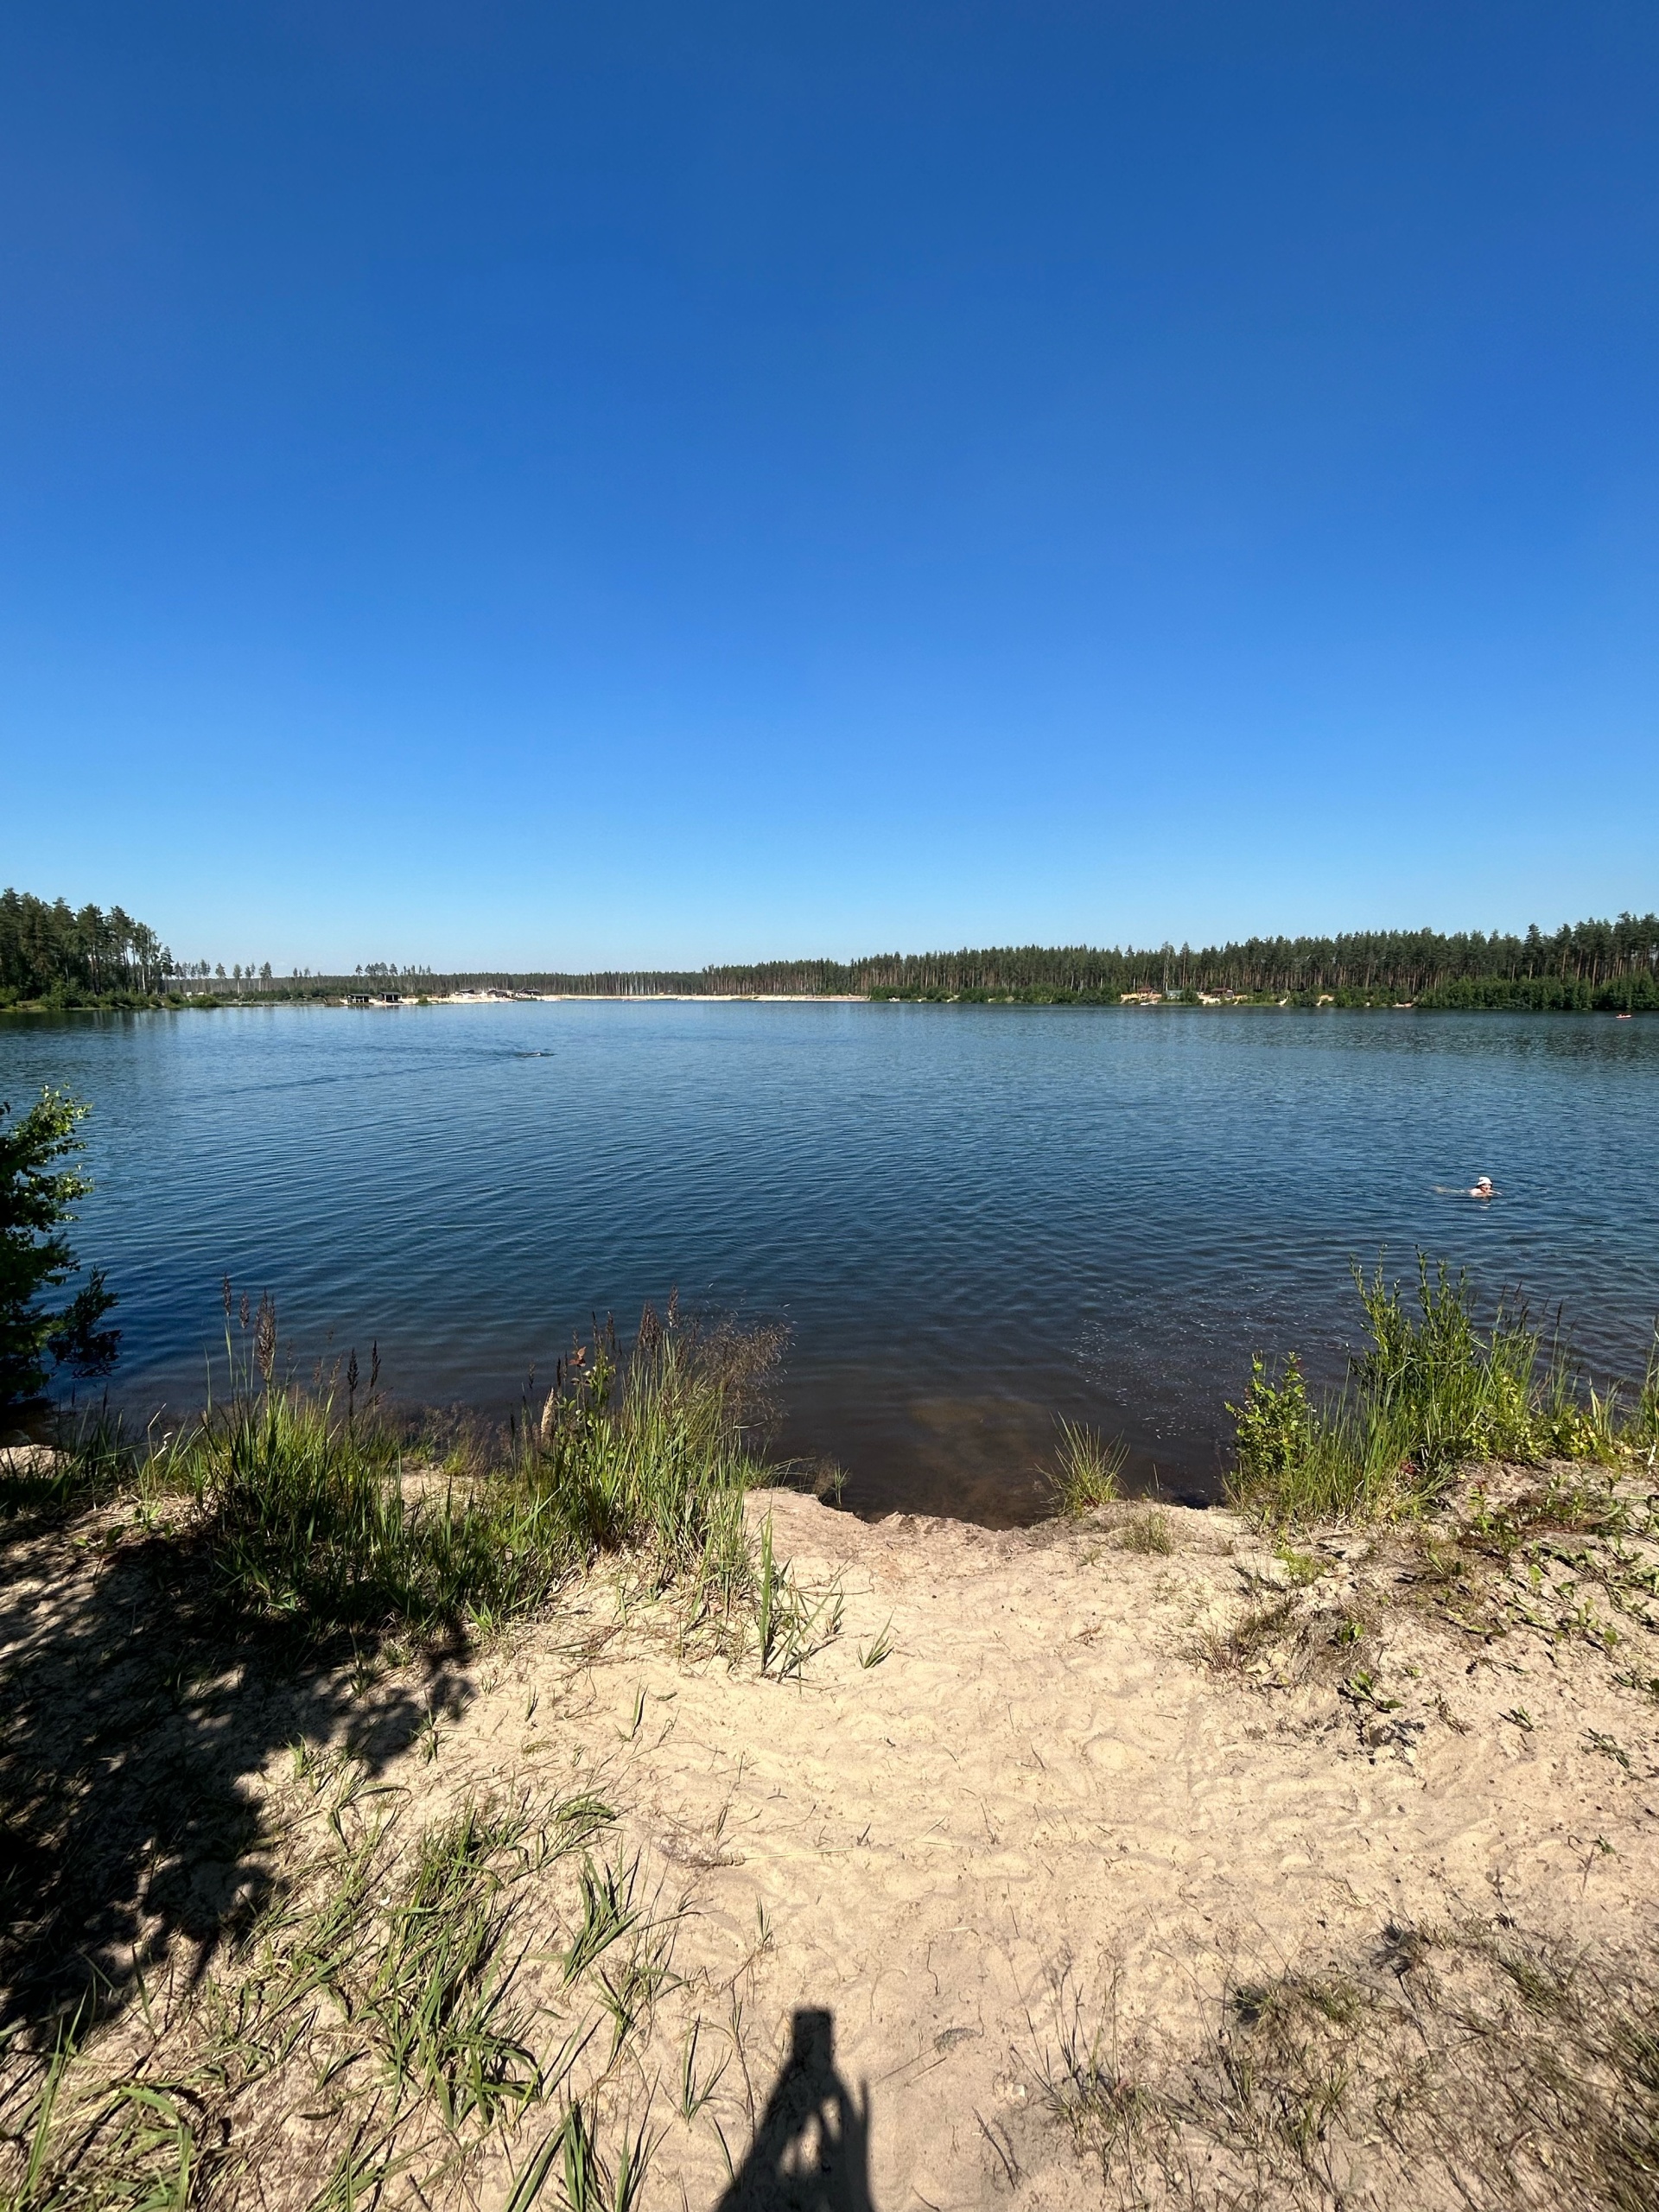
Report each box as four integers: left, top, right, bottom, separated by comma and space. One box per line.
1232, 1355, 1314, 1488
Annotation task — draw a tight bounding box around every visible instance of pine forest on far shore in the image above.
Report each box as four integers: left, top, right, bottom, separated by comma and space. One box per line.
2, 886, 1656, 1012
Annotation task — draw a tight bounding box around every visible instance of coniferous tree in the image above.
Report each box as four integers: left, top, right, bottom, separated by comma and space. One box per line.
0, 1090, 119, 1408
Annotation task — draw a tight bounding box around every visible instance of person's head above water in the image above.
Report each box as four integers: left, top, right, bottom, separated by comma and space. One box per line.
1473, 1175, 1494, 1195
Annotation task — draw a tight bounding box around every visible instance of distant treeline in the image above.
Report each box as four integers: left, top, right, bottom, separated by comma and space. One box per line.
4, 890, 1656, 1011
0, 890, 172, 1003
315, 914, 1659, 1010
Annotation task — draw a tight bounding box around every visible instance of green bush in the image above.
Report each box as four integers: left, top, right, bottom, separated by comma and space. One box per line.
1231, 1354, 1314, 1486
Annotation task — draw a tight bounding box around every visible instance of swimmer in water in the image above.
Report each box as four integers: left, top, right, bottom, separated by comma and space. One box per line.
1470, 1175, 1495, 1199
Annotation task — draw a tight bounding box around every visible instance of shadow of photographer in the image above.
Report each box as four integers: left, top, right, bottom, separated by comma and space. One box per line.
717, 2008, 874, 2212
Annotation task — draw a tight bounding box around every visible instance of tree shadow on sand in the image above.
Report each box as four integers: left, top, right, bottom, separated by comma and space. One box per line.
0, 1500, 472, 2044
717, 2009, 874, 2212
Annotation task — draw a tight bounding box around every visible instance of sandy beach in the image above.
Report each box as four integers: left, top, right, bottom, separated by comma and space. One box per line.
5, 1465, 1656, 2209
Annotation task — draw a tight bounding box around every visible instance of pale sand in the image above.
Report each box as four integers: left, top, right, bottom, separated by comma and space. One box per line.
395, 1486, 1657, 2206
6, 1468, 1656, 2205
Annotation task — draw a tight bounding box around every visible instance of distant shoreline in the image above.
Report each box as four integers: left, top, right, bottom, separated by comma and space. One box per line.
7, 891, 1656, 1012
2, 990, 1654, 1016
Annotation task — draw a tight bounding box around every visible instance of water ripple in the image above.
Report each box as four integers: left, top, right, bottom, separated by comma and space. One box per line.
3, 1002, 1655, 1522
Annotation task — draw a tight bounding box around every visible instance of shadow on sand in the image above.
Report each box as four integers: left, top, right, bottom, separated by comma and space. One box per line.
717, 2008, 874, 2212
0, 1500, 470, 2041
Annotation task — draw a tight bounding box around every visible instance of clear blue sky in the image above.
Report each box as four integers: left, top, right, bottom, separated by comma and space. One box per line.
2, 2, 1655, 972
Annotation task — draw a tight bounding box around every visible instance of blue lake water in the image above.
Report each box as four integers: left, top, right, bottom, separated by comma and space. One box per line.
2, 1002, 1656, 1522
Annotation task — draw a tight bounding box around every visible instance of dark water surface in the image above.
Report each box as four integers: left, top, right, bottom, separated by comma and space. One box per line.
3, 1002, 1655, 1522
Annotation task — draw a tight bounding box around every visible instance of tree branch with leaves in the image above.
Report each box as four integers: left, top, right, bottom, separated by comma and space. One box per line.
1, 1089, 120, 1409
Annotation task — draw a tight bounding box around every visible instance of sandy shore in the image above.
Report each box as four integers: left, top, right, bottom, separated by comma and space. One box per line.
471, 1488, 1658, 2207
4, 1471, 1656, 2207
428, 992, 873, 1004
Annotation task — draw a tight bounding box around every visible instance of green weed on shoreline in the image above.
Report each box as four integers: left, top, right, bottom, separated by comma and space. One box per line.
10, 1297, 779, 1649
1230, 1257, 1659, 1530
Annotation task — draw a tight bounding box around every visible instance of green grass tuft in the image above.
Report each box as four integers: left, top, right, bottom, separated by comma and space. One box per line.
106, 1301, 776, 1644
1049, 1418, 1127, 1516
1119, 1506, 1174, 1554
1230, 1258, 1650, 1530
